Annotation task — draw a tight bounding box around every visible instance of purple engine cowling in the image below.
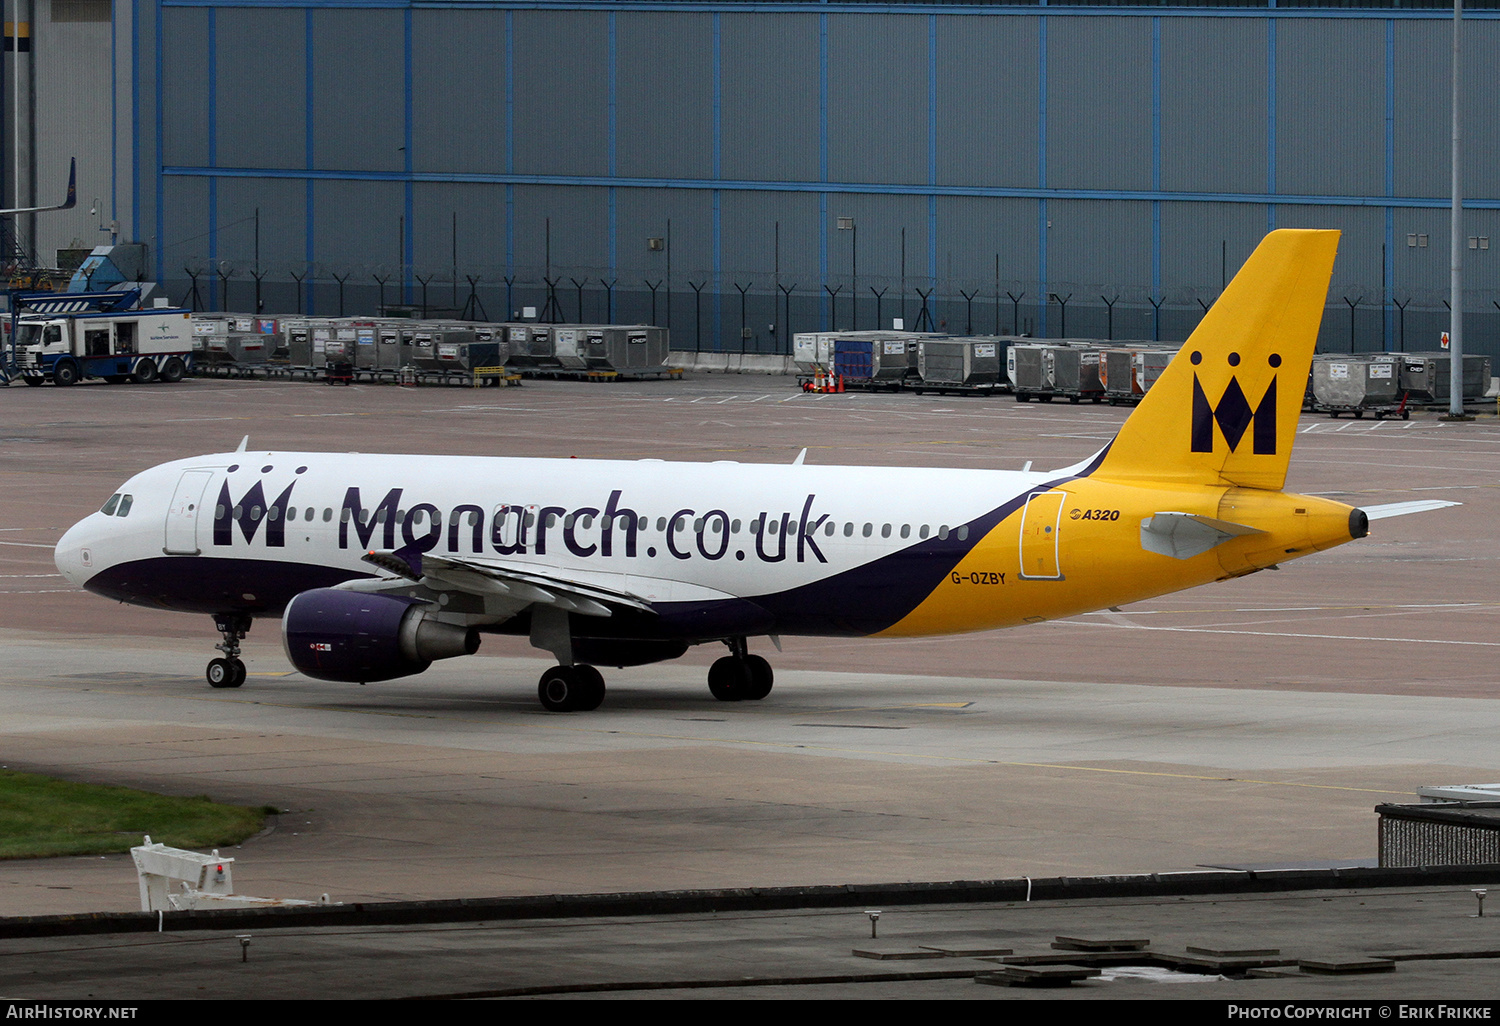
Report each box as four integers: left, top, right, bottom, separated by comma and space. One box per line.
282, 588, 479, 683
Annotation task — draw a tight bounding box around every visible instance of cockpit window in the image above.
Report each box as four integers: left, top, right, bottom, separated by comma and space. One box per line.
100, 494, 121, 516
116, 494, 133, 517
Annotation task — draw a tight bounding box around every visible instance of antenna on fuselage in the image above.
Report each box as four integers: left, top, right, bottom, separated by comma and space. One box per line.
792, 448, 807, 466
235, 436, 249, 453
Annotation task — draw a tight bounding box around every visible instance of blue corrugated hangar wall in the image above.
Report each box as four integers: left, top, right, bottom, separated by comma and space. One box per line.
124, 1, 1500, 356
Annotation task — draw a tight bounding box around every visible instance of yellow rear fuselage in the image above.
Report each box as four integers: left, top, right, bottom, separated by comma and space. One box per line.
881, 477, 1358, 637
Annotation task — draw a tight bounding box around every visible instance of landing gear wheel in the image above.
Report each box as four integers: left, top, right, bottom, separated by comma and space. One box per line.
132, 360, 158, 384
708, 656, 751, 701
743, 655, 774, 701
207, 658, 245, 689
161, 358, 186, 383
572, 665, 606, 711
538, 666, 593, 712
208, 613, 252, 690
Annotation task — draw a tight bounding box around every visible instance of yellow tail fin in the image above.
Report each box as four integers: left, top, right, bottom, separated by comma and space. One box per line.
1095, 229, 1339, 491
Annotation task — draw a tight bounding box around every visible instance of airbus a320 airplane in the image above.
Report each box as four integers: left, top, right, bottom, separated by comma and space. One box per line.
54, 230, 1455, 711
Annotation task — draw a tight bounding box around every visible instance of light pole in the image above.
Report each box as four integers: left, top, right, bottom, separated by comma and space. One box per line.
838, 216, 856, 330
1445, 0, 1472, 420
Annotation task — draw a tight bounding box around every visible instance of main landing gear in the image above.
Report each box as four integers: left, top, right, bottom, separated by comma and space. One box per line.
537, 664, 605, 712
533, 636, 775, 712
707, 637, 773, 702
207, 614, 251, 689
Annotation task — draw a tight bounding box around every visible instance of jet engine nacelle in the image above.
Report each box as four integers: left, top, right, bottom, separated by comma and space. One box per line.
282, 588, 479, 683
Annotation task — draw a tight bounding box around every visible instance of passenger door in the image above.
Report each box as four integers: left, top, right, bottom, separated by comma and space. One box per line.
164, 471, 215, 555
1019, 491, 1066, 580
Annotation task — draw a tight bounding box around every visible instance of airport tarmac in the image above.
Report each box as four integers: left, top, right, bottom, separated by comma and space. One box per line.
0, 373, 1497, 998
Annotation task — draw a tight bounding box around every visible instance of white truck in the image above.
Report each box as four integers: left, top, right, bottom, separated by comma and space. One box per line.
14, 298, 194, 386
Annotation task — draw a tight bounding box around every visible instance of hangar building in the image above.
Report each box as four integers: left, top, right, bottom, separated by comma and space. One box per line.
7, 0, 1499, 355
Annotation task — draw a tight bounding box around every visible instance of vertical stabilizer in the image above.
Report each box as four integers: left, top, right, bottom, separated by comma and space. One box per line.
1094, 229, 1339, 491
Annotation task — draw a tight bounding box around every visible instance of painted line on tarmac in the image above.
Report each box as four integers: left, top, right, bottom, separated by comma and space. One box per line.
1058, 620, 1500, 647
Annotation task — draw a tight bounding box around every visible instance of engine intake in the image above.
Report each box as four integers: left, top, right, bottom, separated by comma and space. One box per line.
282, 588, 479, 683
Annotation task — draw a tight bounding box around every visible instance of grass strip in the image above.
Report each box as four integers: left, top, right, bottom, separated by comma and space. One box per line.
0, 770, 274, 859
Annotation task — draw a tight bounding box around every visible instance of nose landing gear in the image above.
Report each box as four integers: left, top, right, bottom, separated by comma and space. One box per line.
707, 636, 773, 702
207, 614, 251, 689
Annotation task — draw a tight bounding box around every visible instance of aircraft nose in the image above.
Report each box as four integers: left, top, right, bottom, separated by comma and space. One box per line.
54, 516, 99, 587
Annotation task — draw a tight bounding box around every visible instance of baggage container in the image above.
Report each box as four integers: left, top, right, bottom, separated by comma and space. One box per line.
1099, 342, 1176, 403
1135, 347, 1175, 395
375, 320, 413, 373
832, 335, 910, 386
524, 325, 562, 369
502, 324, 543, 369
617, 325, 670, 371
793, 332, 840, 374
1008, 343, 1048, 396
1051, 346, 1104, 401
551, 327, 589, 370
410, 324, 478, 375
351, 321, 379, 373
1399, 352, 1493, 403
468, 325, 511, 373
915, 337, 1001, 389
1312, 354, 1403, 416
278, 317, 330, 371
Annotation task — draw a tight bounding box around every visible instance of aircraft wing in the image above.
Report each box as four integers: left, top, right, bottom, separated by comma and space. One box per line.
0, 158, 75, 216
348, 546, 654, 618
1359, 500, 1461, 521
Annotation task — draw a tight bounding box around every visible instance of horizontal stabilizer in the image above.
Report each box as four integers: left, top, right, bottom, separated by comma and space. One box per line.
1140, 512, 1265, 561
1359, 500, 1461, 521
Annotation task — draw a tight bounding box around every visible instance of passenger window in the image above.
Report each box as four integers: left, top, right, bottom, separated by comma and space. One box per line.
861, 523, 872, 538
919, 525, 930, 539
881, 524, 891, 539
843, 522, 853, 537
938, 525, 949, 540
957, 526, 969, 541
824, 522, 834, 537
101, 494, 121, 516
900, 524, 911, 539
